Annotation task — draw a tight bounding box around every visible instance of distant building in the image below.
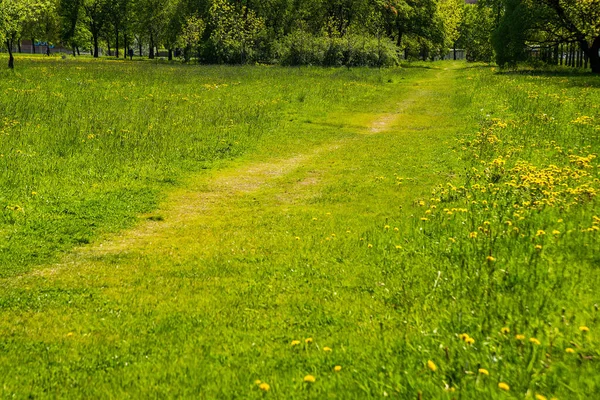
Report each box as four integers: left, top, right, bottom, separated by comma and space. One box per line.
13, 40, 70, 54
465, 0, 477, 3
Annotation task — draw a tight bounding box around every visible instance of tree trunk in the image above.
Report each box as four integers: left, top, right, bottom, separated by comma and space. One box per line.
72, 46, 76, 56
149, 33, 155, 59
582, 36, 600, 74
106, 37, 112, 56
93, 34, 99, 58
7, 39, 14, 69
32, 38, 36, 54
168, 48, 173, 61
77, 47, 80, 56
560, 44, 563, 65
17, 41, 21, 53
115, 28, 120, 58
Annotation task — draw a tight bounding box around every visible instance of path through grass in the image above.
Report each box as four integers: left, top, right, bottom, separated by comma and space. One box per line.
1, 60, 599, 398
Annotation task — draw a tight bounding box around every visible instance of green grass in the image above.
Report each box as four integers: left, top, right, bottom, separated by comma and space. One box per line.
0, 56, 599, 399
0, 55, 419, 277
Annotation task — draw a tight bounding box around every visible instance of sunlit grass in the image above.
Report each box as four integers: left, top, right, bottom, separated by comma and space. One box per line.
0, 59, 598, 398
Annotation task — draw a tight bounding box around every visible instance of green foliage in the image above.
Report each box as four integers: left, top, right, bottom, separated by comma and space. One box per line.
274, 30, 399, 67
178, 15, 206, 61
491, 0, 530, 68
208, 0, 266, 64
460, 3, 494, 62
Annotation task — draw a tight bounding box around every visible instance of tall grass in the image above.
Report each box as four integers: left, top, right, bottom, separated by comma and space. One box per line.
0, 58, 598, 398
0, 56, 412, 277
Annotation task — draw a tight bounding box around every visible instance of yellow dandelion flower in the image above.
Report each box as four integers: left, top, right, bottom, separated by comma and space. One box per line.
304, 375, 316, 383
501, 327, 510, 334
535, 245, 543, 250
323, 347, 332, 352
291, 340, 301, 346
334, 365, 342, 372
530, 338, 541, 345
498, 382, 510, 391
535, 395, 547, 400
312, 217, 318, 221
295, 237, 300, 241
458, 333, 469, 341
552, 230, 560, 235
486, 256, 496, 262
427, 360, 437, 372
469, 232, 478, 238
515, 334, 526, 341
384, 225, 390, 230
536, 230, 546, 236
305, 338, 313, 344
465, 337, 475, 345
394, 227, 399, 232
579, 326, 590, 332
478, 368, 489, 375
565, 347, 575, 353
395, 245, 402, 249
420, 217, 429, 221
259, 383, 270, 391
368, 244, 373, 248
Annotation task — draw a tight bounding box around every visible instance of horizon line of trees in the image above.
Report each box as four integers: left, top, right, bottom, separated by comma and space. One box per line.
0, 0, 599, 73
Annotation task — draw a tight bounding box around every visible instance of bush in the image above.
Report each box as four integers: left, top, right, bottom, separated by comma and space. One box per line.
274, 31, 399, 68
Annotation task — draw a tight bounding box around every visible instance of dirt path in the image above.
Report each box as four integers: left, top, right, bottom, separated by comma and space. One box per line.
30, 83, 424, 278
0, 67, 467, 398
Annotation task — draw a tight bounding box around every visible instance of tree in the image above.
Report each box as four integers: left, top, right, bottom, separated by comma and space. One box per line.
59, 0, 83, 54
82, 0, 108, 57
178, 15, 206, 62
492, 0, 531, 67
209, 0, 266, 63
135, 0, 173, 59
459, 2, 494, 62
534, 0, 600, 73
104, 0, 130, 58
0, 0, 44, 68
493, 0, 600, 73
436, 0, 463, 57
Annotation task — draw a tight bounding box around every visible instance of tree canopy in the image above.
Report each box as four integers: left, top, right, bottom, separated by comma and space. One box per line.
1, 0, 599, 72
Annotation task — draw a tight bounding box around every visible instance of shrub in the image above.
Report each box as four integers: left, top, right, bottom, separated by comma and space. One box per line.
275, 31, 399, 68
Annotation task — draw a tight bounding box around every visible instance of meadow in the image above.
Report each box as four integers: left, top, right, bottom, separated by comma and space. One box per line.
0, 56, 598, 399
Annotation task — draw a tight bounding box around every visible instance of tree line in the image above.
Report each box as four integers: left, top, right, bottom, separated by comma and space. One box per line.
0, 0, 598, 73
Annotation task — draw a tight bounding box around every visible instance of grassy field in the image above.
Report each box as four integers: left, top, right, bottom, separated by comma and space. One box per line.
0, 56, 599, 398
